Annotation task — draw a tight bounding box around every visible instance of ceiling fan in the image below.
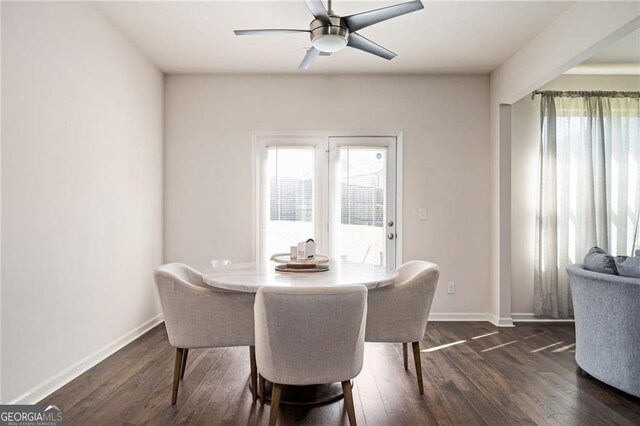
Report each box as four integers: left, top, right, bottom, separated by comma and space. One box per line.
233, 0, 424, 70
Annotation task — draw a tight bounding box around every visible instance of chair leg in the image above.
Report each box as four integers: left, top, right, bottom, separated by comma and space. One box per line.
268, 383, 282, 426
180, 348, 189, 380
402, 343, 408, 370
249, 346, 257, 403
342, 380, 357, 426
172, 348, 184, 404
259, 374, 266, 405
412, 341, 424, 395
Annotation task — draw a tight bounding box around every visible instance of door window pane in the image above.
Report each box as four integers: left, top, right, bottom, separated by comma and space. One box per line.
336, 147, 387, 265
264, 147, 315, 258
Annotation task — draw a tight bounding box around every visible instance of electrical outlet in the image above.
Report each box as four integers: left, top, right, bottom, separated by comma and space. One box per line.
447, 282, 456, 294
418, 208, 427, 221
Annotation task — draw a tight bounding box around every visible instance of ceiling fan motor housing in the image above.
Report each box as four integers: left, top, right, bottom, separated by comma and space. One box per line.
310, 16, 349, 53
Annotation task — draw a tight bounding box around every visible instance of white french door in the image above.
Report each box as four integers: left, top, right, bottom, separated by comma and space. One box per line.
329, 137, 397, 267
256, 136, 326, 260
254, 133, 399, 268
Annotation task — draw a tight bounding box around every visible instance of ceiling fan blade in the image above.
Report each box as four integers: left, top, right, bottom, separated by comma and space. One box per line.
234, 29, 310, 36
299, 47, 321, 70
304, 47, 331, 57
347, 33, 396, 60
304, 0, 331, 23
343, 0, 424, 32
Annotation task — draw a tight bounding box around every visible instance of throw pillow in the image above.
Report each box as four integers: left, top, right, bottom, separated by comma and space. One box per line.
583, 247, 618, 275
614, 256, 640, 279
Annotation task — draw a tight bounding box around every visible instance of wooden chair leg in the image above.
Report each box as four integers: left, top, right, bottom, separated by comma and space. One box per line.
249, 346, 257, 403
268, 383, 282, 426
180, 348, 189, 380
172, 348, 184, 404
259, 374, 266, 405
412, 341, 424, 395
402, 343, 408, 370
342, 380, 357, 426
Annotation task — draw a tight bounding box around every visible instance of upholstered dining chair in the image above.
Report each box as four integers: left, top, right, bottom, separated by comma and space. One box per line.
255, 285, 368, 426
364, 260, 439, 395
154, 263, 257, 405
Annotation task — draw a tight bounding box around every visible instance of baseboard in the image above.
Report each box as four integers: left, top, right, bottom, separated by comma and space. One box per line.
428, 313, 514, 327
511, 313, 575, 322
428, 313, 492, 322
487, 314, 515, 327
7, 313, 164, 405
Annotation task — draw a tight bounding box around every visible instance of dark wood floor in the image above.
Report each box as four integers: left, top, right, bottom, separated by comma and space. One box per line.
41, 322, 640, 425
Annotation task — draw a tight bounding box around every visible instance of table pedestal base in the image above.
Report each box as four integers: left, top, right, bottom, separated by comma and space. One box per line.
255, 381, 345, 406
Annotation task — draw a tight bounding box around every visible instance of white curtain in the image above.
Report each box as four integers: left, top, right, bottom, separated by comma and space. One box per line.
534, 91, 640, 318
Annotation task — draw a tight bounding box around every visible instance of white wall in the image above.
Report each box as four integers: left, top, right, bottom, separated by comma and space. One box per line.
165, 74, 491, 316
1, 2, 163, 403
511, 74, 640, 315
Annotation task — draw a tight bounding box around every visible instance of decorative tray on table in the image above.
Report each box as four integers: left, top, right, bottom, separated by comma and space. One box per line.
271, 254, 330, 273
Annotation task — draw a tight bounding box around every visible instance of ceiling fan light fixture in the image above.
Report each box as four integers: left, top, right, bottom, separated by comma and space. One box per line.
309, 17, 349, 53
311, 33, 348, 52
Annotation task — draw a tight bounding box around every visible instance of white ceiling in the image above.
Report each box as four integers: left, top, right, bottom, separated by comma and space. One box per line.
95, 1, 576, 74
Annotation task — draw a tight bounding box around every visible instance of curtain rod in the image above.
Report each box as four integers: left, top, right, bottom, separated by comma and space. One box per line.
531, 90, 640, 100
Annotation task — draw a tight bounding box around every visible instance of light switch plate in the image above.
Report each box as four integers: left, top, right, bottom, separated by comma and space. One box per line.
418, 208, 427, 221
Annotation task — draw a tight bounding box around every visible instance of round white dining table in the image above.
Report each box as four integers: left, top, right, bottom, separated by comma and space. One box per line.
201, 259, 398, 406
202, 260, 398, 292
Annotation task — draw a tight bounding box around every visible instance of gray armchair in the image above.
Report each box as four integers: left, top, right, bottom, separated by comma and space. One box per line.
567, 264, 640, 397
